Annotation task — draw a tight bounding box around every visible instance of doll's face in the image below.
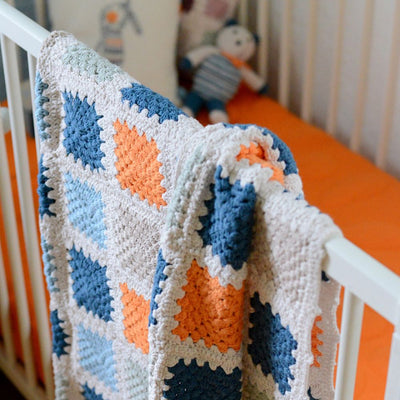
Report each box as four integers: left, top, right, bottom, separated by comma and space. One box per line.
216, 25, 256, 62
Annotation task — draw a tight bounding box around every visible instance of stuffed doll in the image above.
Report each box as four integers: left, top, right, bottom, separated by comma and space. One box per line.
180, 20, 268, 123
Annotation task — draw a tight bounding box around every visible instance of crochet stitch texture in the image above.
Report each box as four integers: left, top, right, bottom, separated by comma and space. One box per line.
37, 32, 341, 399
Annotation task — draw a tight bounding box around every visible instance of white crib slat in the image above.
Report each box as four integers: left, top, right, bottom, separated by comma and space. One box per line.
0, 239, 16, 364
33, 0, 46, 27
0, 0, 48, 58
326, 0, 345, 136
27, 53, 54, 400
350, 0, 374, 152
256, 0, 269, 80
334, 289, 364, 400
0, 69, 36, 388
375, 0, 400, 170
279, 0, 292, 108
238, 0, 249, 27
301, 0, 318, 123
27, 53, 41, 162
0, 351, 47, 400
0, 112, 15, 366
385, 325, 400, 399
1, 33, 54, 398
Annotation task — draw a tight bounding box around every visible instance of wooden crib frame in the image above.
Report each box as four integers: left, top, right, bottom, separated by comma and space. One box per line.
0, 1, 399, 399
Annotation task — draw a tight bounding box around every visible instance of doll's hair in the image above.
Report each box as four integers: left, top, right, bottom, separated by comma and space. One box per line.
223, 19, 259, 44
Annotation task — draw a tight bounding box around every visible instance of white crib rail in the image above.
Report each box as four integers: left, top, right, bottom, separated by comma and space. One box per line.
0, 0, 47, 57
0, 1, 399, 400
325, 238, 400, 399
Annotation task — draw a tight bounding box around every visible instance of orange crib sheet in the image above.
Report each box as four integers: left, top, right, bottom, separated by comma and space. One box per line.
200, 87, 400, 399
1, 89, 400, 398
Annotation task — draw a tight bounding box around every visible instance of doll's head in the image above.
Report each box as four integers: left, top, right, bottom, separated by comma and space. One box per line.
215, 21, 258, 62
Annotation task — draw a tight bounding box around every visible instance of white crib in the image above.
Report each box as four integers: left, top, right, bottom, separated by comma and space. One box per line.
0, 0, 399, 399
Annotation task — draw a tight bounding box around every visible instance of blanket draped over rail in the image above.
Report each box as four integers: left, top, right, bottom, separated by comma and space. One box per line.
36, 31, 341, 400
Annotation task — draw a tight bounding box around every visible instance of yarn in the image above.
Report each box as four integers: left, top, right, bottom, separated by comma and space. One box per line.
37, 31, 341, 399
64, 173, 107, 248
311, 316, 323, 368
308, 387, 320, 400
120, 360, 148, 400
164, 359, 242, 400
38, 156, 56, 218
198, 165, 256, 270
54, 375, 69, 400
229, 123, 298, 176
172, 259, 244, 352
62, 91, 105, 171
69, 246, 114, 322
81, 383, 104, 400
242, 382, 274, 400
121, 83, 185, 124
120, 283, 150, 353
34, 73, 50, 140
77, 324, 118, 392
322, 270, 330, 282
149, 250, 169, 326
236, 142, 284, 184
41, 237, 59, 293
63, 42, 122, 83
248, 292, 298, 395
50, 309, 69, 358
114, 120, 167, 208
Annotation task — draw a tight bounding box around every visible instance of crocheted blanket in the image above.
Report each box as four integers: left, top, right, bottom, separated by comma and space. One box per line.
36, 32, 341, 400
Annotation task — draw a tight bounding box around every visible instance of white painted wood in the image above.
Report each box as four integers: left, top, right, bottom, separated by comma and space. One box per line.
33, 0, 46, 27
5, 0, 15, 7
326, 0, 345, 136
334, 290, 364, 400
325, 238, 400, 326
375, 0, 400, 170
1, 33, 54, 398
238, 0, 248, 27
0, 349, 46, 400
28, 53, 54, 400
0, 0, 48, 57
279, 0, 292, 107
27, 53, 41, 162
0, 33, 37, 389
0, 238, 16, 367
385, 324, 400, 399
350, 0, 374, 151
0, 112, 15, 365
0, 239, 15, 364
256, 0, 269, 80
301, 0, 318, 122
0, 106, 10, 133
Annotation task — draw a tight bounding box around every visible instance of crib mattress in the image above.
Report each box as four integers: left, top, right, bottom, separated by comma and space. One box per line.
2, 89, 399, 398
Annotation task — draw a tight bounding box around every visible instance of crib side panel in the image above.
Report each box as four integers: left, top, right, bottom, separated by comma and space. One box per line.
0, 1, 53, 399
253, 0, 400, 178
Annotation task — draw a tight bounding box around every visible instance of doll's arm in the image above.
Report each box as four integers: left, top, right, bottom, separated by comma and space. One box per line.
180, 46, 220, 70
240, 67, 269, 94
